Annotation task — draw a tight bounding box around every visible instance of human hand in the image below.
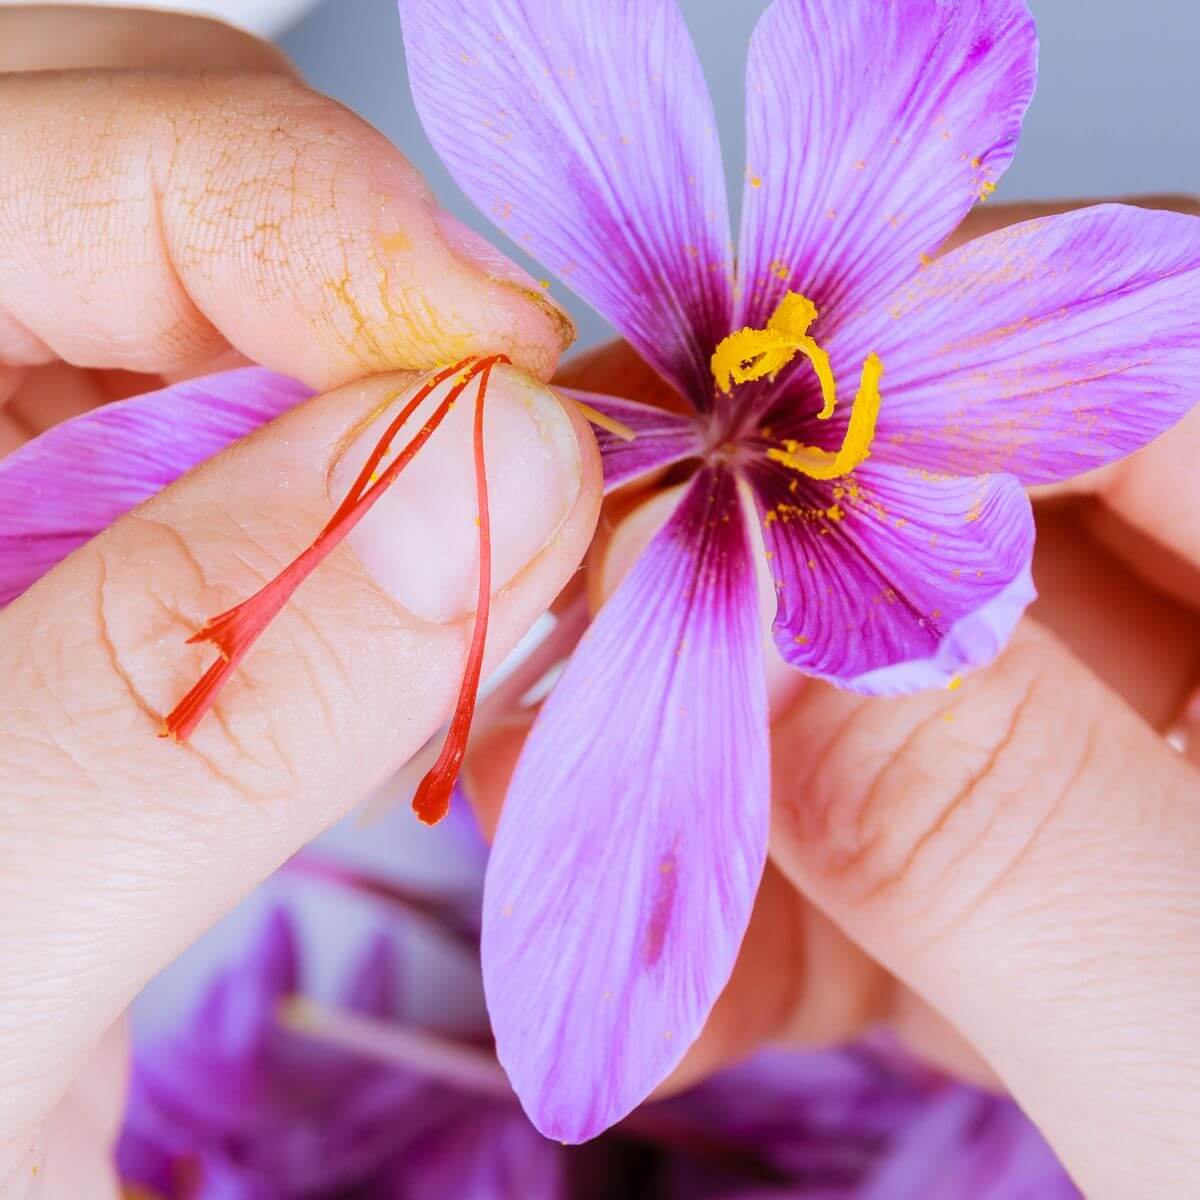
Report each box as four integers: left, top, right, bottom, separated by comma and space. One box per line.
467, 197, 1200, 1200
0, 8, 599, 1195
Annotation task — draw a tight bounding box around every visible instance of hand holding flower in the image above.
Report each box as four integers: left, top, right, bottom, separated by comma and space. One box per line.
0, 9, 596, 1195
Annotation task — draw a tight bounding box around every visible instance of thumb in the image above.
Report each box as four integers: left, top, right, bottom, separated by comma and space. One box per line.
0, 366, 600, 1160
768, 623, 1200, 1199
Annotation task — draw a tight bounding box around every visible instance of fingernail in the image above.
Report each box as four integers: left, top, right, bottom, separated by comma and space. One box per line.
331, 366, 582, 623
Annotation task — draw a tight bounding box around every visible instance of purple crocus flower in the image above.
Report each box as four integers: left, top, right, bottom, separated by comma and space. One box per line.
1, 0, 1196, 1158
118, 900, 568, 1199
658, 1043, 1080, 1199
395, 0, 1200, 1140
116, 853, 1079, 1199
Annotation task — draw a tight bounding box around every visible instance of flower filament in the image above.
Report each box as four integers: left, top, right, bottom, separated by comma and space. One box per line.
711, 291, 884, 482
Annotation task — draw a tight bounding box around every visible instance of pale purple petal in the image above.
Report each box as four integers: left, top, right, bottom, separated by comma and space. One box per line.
190, 1160, 277, 1200
559, 387, 702, 492
860, 1087, 1080, 1200
339, 934, 401, 1020
399, 0, 733, 406
736, 0, 1036, 332
0, 368, 309, 607
832, 204, 1200, 483
483, 466, 769, 1141
747, 462, 1034, 693
191, 906, 298, 1060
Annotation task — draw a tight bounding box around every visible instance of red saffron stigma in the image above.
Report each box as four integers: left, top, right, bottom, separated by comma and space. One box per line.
161, 356, 506, 823
411, 358, 495, 826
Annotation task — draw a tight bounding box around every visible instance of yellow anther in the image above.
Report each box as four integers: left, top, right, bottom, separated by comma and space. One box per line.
711, 291, 836, 418
711, 290, 883, 483
570, 398, 637, 442
766, 353, 884, 482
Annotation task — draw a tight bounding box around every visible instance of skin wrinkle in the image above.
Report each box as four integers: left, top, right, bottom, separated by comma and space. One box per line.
926, 707, 1099, 943
833, 701, 956, 888
94, 518, 307, 806
146, 135, 222, 364
23, 580, 117, 794
778, 637, 1089, 932
856, 672, 1038, 909
93, 554, 159, 728
175, 483, 402, 752
856, 650, 1066, 924
780, 694, 935, 880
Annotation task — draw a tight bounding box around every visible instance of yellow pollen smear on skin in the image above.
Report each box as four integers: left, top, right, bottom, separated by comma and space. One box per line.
711, 291, 884, 482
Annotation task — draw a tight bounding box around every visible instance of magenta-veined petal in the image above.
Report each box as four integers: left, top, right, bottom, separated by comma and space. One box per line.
0, 368, 309, 607
399, 0, 733, 407
736, 0, 1036, 333
559, 387, 702, 492
483, 466, 769, 1141
832, 204, 1200, 484
747, 460, 1034, 694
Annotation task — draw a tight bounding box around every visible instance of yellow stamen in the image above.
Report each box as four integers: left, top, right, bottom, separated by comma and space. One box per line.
766, 353, 883, 481
571, 398, 637, 442
711, 291, 836, 418
711, 291, 884, 482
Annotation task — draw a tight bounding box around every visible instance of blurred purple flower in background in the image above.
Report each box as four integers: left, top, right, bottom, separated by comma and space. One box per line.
116, 825, 1079, 1198
117, 879, 568, 1199
397, 0, 1200, 1139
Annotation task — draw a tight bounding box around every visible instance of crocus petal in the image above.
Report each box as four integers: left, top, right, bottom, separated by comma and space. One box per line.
559, 387, 702, 492
399, 0, 733, 406
192, 906, 299, 1060
0, 368, 309, 607
860, 1087, 1080, 1200
483, 466, 769, 1141
736, 0, 1036, 333
340, 935, 400, 1019
833, 204, 1200, 484
747, 460, 1034, 693
384, 1109, 564, 1200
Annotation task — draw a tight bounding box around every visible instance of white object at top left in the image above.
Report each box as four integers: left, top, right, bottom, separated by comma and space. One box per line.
0, 0, 318, 36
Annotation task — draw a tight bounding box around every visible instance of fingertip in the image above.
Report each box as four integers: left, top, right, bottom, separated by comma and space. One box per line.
0, 72, 577, 387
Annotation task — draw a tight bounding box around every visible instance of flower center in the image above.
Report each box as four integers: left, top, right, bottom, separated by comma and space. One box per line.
710, 291, 884, 481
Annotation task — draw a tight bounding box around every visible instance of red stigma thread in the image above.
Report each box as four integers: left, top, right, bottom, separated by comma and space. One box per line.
411, 358, 494, 825
162, 356, 506, 827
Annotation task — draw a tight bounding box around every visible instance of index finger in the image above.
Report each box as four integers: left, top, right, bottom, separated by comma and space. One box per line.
0, 67, 571, 389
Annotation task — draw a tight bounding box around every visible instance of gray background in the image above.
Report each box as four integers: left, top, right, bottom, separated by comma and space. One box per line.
280, 0, 1199, 349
